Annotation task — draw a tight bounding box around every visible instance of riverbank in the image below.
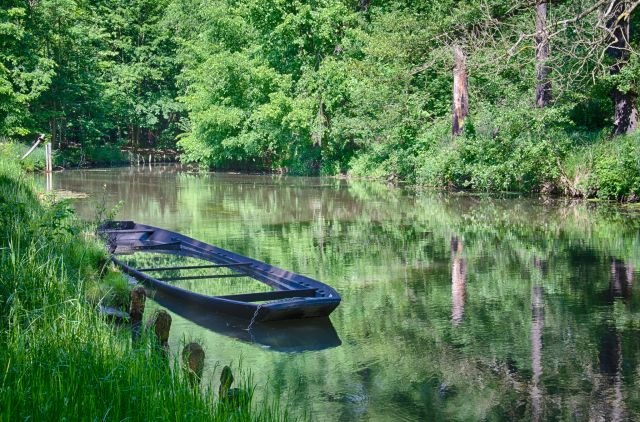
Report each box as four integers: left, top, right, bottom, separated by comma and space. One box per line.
2, 142, 180, 170
0, 155, 286, 421
7, 129, 640, 203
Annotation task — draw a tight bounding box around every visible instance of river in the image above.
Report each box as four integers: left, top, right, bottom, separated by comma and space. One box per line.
52, 164, 640, 421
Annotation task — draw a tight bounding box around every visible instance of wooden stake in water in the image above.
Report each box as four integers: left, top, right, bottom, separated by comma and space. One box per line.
129, 286, 146, 342
44, 142, 53, 192
219, 366, 234, 399
182, 342, 205, 386
218, 366, 248, 405
147, 309, 171, 355
45, 143, 52, 173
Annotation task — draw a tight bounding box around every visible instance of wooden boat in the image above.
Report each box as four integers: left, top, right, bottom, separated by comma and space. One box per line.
99, 221, 341, 322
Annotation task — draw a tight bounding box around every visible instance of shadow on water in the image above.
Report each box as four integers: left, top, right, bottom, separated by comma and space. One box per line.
151, 289, 342, 352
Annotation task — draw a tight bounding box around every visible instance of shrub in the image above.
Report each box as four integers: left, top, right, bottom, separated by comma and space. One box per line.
416, 105, 571, 192
590, 135, 640, 201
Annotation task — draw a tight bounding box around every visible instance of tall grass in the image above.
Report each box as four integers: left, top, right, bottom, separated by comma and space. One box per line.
0, 151, 289, 421
0, 141, 46, 171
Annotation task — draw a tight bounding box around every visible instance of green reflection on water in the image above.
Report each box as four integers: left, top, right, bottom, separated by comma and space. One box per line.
54, 165, 640, 421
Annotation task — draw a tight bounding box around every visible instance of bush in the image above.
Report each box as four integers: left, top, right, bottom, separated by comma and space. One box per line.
416, 105, 570, 192
590, 135, 640, 201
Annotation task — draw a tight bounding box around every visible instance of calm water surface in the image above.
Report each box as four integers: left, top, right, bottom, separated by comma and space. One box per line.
53, 165, 640, 421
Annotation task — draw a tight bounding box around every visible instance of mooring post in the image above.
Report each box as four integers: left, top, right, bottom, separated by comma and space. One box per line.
218, 365, 248, 406
147, 309, 171, 355
44, 142, 53, 192
182, 342, 205, 386
129, 286, 146, 342
45, 142, 52, 173
219, 366, 234, 399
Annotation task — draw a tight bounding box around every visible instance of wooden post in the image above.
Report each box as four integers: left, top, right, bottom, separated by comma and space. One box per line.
452, 45, 469, 136
45, 143, 52, 173
182, 342, 205, 386
147, 309, 171, 355
219, 366, 234, 399
129, 286, 146, 342
44, 142, 53, 192
218, 366, 248, 405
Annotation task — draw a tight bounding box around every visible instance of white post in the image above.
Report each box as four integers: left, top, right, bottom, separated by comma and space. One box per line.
45, 142, 52, 192
45, 143, 52, 173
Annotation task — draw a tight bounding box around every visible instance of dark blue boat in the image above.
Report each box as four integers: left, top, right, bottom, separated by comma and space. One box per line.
100, 221, 341, 322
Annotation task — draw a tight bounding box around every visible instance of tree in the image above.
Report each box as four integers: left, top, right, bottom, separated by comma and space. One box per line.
535, 1, 552, 107
607, 0, 638, 135
452, 45, 468, 136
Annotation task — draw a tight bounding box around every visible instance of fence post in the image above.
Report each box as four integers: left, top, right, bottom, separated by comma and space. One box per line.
130, 286, 146, 342
147, 309, 171, 356
182, 342, 205, 386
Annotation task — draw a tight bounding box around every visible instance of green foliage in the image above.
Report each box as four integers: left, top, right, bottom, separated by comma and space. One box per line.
0, 0, 179, 153
0, 141, 46, 171
1, 0, 639, 197
417, 106, 571, 192
590, 135, 640, 201
168, 0, 639, 185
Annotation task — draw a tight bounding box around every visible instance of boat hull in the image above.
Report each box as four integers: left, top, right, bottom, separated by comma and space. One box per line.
101, 221, 341, 322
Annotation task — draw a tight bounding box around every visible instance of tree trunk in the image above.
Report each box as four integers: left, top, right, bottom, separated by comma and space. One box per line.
535, 1, 552, 108
50, 118, 57, 149
452, 45, 469, 137
607, 0, 638, 135
358, 0, 369, 12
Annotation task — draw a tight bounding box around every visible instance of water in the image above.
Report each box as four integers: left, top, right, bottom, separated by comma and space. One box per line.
52, 165, 640, 421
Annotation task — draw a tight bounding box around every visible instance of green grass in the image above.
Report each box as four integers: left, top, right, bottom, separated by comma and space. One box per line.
0, 150, 289, 421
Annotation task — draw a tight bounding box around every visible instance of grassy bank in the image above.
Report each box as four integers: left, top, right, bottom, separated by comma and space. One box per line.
0, 154, 286, 421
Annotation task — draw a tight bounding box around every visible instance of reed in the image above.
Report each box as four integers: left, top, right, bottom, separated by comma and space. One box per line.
0, 152, 289, 421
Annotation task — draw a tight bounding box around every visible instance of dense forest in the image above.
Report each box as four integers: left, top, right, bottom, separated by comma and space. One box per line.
1, 0, 639, 198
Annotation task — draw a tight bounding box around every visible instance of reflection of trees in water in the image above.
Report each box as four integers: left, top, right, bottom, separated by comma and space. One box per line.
531, 284, 544, 422
591, 258, 635, 421
56, 166, 182, 221
610, 259, 633, 301
451, 236, 466, 326
597, 328, 624, 422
